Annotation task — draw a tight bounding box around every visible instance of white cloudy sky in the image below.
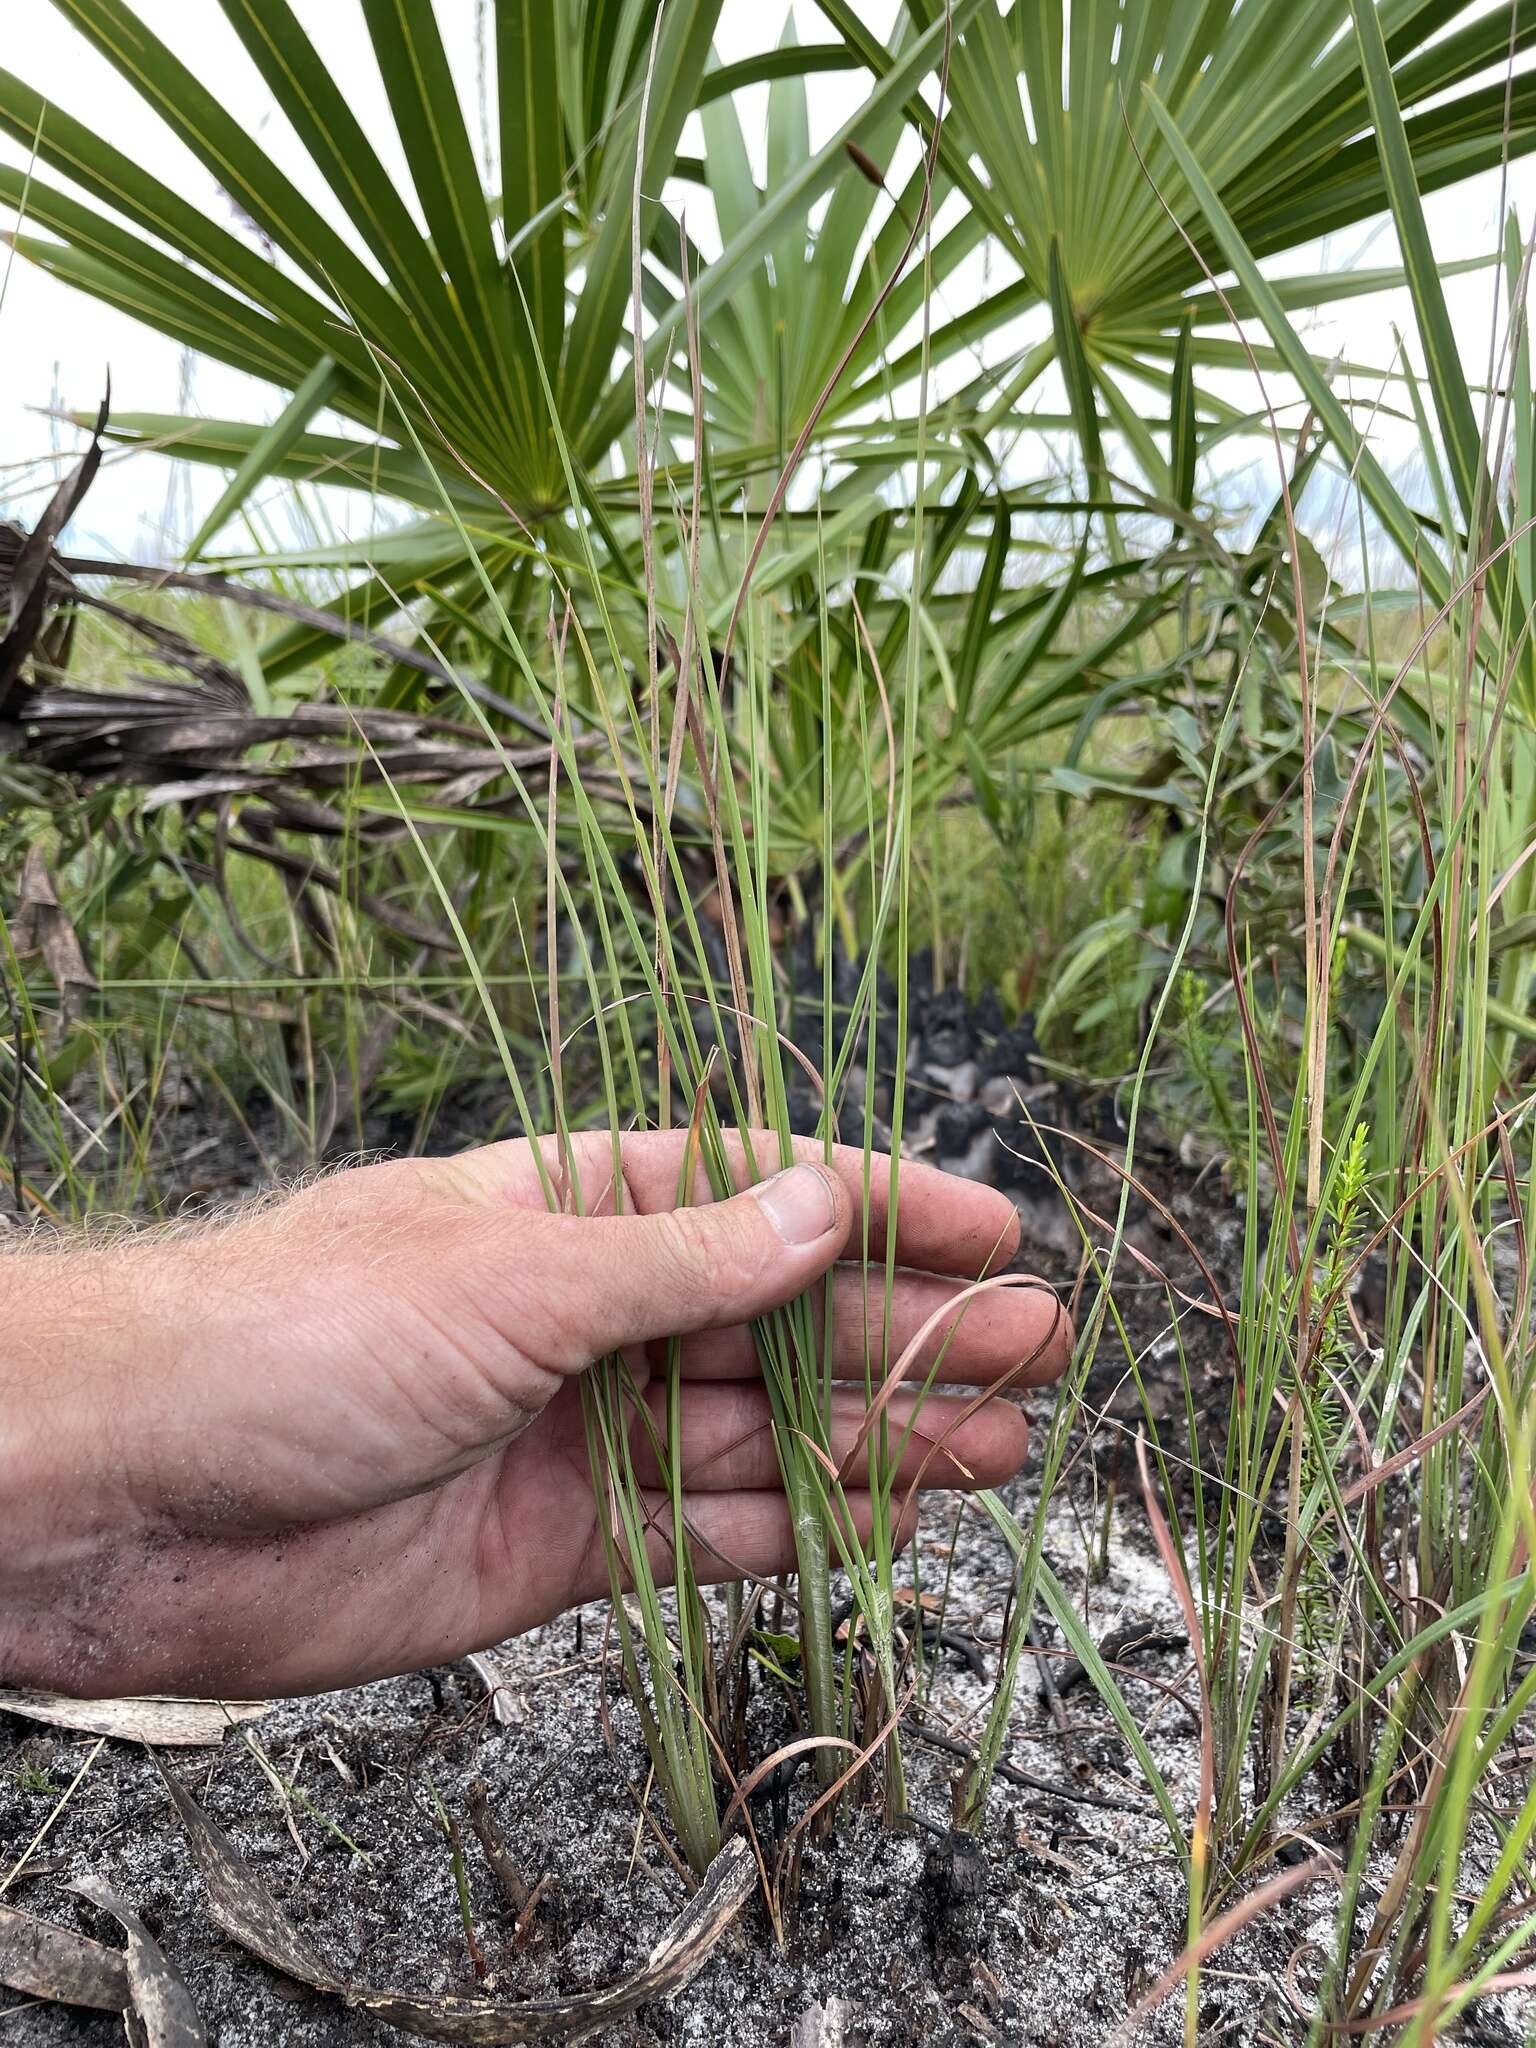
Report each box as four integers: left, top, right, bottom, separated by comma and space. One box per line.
0, 0, 1531, 565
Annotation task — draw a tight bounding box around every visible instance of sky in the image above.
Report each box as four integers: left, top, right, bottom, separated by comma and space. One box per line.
0, 0, 1532, 569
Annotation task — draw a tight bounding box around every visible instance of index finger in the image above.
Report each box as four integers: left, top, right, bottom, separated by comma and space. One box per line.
612, 1129, 1021, 1280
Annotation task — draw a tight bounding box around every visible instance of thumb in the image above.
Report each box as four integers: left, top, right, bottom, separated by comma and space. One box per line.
525, 1162, 851, 1365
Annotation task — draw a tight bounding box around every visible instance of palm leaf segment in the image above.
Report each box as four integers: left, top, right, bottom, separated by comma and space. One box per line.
0, 0, 732, 522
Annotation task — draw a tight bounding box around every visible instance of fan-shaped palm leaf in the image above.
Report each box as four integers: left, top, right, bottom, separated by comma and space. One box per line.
821, 0, 1532, 501
0, 0, 965, 652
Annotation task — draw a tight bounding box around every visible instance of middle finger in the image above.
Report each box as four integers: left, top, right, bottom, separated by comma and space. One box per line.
656, 1266, 1069, 1389
628, 1378, 1032, 1492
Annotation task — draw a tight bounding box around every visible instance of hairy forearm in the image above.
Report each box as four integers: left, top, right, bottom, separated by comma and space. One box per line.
0, 1218, 318, 1686
0, 1238, 162, 1687
0, 1183, 510, 1697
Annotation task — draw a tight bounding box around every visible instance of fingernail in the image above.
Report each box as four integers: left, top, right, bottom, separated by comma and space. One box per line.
753, 1163, 837, 1245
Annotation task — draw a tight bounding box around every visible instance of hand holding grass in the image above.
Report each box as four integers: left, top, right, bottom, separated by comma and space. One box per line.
1, 1133, 1069, 1701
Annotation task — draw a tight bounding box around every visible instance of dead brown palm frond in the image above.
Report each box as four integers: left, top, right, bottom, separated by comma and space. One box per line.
0, 417, 614, 942
0, 391, 110, 718
7, 680, 548, 825
52, 552, 548, 736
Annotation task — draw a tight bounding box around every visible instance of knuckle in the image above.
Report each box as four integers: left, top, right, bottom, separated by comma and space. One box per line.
486, 1213, 602, 1367
1029, 1293, 1074, 1381
659, 1201, 767, 1307
714, 1384, 765, 1488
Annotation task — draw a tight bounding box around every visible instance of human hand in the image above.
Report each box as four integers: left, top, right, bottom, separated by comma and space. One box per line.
1, 1133, 1071, 1698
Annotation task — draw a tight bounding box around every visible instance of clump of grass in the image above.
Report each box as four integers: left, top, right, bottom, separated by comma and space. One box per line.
331, 131, 1013, 1872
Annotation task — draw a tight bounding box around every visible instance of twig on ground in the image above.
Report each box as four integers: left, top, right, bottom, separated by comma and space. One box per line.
466, 1781, 529, 1915
900, 1712, 1157, 1816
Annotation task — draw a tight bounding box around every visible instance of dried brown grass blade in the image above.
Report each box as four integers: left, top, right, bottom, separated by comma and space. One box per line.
1111, 1857, 1331, 2038
835, 1272, 1060, 1485
718, 1734, 862, 1836
1134, 1429, 1215, 1992
1332, 1969, 1536, 2035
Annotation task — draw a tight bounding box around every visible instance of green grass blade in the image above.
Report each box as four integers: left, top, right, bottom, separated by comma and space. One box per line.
183, 355, 342, 562
1346, 0, 1499, 555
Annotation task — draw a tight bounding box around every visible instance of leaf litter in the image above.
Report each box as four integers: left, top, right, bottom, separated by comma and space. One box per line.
0, 1901, 129, 2014
66, 1874, 204, 2048
0, 1696, 269, 1750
